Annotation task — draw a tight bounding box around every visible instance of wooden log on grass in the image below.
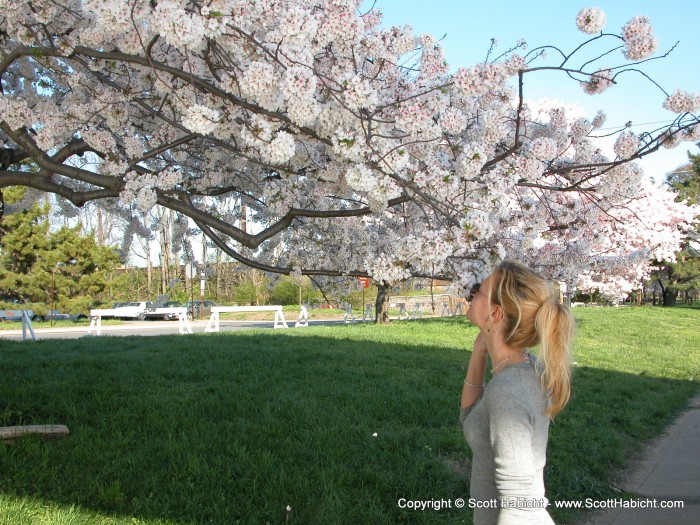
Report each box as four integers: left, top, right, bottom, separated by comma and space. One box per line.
0, 425, 69, 444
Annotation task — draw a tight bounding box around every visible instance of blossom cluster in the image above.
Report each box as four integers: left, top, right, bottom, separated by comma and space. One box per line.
613, 131, 639, 159
182, 105, 221, 136
453, 63, 508, 97
365, 254, 411, 284
0, 96, 34, 131
662, 89, 700, 114
576, 7, 606, 34
418, 33, 448, 79
581, 69, 614, 95
591, 110, 607, 129
394, 230, 455, 275
81, 128, 117, 154
283, 65, 317, 101
440, 107, 468, 134
239, 62, 284, 112
396, 100, 434, 133
343, 75, 378, 111
524, 137, 559, 160
345, 164, 378, 193
504, 54, 527, 75
621, 15, 658, 60
119, 169, 183, 213
570, 117, 593, 141
240, 115, 297, 165
279, 7, 319, 47
120, 171, 158, 213
151, 0, 229, 52
316, 2, 364, 48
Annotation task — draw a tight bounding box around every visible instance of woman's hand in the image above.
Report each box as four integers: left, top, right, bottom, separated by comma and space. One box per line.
473, 331, 488, 357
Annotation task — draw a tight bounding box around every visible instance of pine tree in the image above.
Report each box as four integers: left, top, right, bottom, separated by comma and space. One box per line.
0, 188, 121, 313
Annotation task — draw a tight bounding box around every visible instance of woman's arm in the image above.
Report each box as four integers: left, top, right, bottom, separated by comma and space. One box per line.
461, 331, 489, 409
487, 390, 543, 525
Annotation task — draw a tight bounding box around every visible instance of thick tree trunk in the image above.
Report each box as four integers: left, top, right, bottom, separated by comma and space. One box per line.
658, 278, 677, 307
662, 287, 677, 307
374, 281, 390, 324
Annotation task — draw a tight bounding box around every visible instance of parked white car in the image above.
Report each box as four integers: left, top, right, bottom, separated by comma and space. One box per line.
144, 301, 183, 321
112, 301, 151, 320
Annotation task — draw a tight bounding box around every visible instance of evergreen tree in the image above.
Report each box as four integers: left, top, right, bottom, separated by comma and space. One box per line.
0, 188, 121, 313
0, 188, 50, 303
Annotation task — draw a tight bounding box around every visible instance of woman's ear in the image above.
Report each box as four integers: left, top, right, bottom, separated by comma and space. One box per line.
490, 304, 503, 324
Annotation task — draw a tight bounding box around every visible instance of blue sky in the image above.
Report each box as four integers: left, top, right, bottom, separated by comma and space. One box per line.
367, 0, 700, 181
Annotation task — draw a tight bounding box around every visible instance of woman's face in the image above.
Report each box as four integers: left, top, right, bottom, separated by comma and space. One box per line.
466, 274, 493, 329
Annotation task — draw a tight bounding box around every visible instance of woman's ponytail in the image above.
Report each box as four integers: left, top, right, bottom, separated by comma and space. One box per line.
535, 298, 573, 418
492, 260, 575, 419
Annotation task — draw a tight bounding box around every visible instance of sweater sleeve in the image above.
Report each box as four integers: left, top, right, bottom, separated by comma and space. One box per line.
485, 388, 540, 525
459, 390, 484, 425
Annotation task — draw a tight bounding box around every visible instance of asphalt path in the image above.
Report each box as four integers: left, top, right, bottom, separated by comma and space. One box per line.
0, 317, 361, 341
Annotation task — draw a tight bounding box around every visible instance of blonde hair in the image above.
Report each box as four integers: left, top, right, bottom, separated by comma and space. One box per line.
489, 260, 573, 418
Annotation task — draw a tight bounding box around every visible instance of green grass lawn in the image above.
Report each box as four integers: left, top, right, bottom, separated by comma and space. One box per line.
0, 307, 698, 525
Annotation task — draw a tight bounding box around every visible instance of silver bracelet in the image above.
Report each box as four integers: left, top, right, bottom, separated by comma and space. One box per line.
464, 378, 486, 388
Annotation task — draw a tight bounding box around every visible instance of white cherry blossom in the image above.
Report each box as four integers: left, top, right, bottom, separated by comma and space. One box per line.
0, 1, 697, 302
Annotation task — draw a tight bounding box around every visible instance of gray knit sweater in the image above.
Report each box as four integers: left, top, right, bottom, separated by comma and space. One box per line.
459, 356, 555, 525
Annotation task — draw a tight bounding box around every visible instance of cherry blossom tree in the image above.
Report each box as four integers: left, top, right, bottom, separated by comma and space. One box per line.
1, 1, 699, 318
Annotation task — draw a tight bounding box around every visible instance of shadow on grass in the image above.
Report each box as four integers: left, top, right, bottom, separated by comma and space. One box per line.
0, 320, 697, 525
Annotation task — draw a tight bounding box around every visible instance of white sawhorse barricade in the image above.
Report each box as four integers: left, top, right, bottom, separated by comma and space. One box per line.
21, 311, 36, 341
88, 308, 192, 336
440, 301, 465, 317
409, 303, 424, 319
342, 303, 374, 323
204, 305, 291, 332
342, 303, 356, 324
295, 306, 309, 327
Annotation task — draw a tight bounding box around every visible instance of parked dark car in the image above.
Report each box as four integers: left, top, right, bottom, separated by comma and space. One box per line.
0, 309, 41, 322
182, 300, 217, 320
144, 301, 183, 321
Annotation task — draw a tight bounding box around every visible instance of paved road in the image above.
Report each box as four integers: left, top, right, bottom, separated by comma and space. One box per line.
583, 393, 700, 525
0, 318, 359, 341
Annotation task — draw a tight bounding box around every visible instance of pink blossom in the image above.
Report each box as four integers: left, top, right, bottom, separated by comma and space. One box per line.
662, 89, 700, 114
576, 7, 606, 34
581, 69, 614, 95
621, 16, 658, 60
182, 105, 221, 135
453, 63, 507, 97
613, 131, 639, 159
440, 107, 468, 134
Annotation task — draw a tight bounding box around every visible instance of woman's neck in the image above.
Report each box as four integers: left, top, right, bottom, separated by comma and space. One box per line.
486, 340, 527, 373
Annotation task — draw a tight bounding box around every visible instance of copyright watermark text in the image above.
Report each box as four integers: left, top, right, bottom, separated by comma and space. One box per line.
397, 496, 685, 511
397, 498, 465, 511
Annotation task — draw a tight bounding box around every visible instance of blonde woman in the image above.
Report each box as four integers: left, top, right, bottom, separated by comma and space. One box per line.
460, 260, 573, 525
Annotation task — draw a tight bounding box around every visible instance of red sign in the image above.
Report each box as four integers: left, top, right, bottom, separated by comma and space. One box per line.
357, 277, 370, 289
